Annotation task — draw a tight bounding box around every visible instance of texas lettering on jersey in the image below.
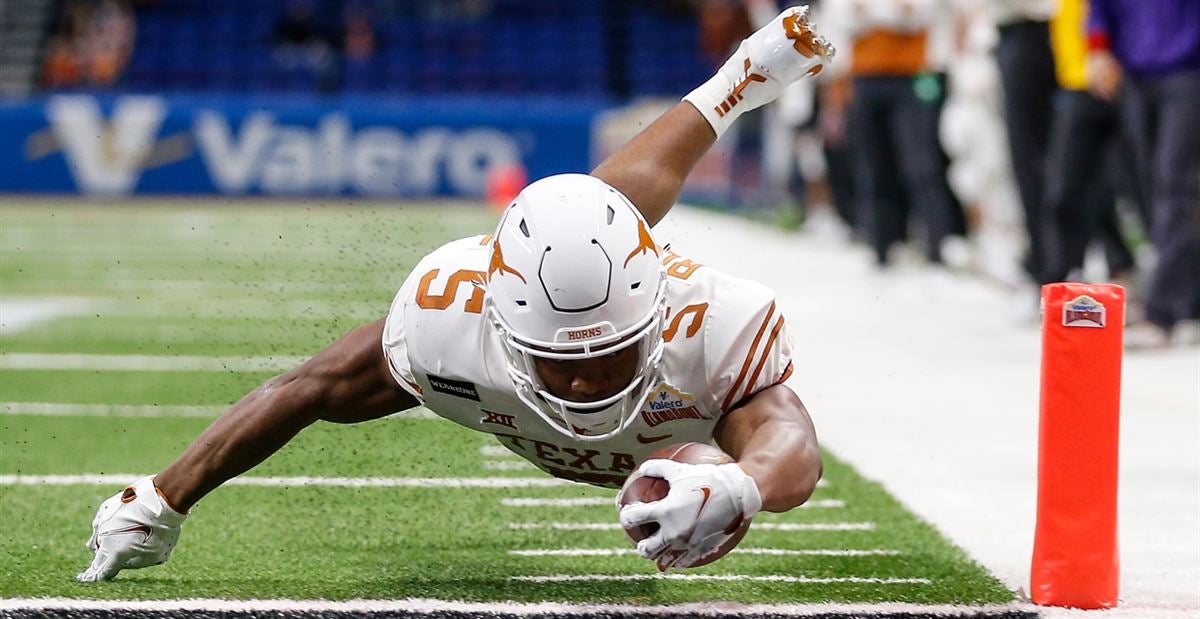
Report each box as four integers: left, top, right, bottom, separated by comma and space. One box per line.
382, 235, 793, 489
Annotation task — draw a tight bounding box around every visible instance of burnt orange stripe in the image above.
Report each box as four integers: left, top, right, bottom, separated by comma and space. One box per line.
722, 302, 776, 411
742, 315, 786, 403
777, 360, 795, 384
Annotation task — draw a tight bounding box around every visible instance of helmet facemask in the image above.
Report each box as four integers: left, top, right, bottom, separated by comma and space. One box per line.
487, 277, 667, 441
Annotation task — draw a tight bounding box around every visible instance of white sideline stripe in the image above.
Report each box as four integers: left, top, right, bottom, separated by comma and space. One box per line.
0, 353, 309, 372
510, 574, 929, 585
0, 597, 1040, 616
507, 522, 875, 531
509, 548, 901, 557
502, 497, 614, 507
0, 474, 573, 488
480, 445, 518, 457
0, 402, 442, 420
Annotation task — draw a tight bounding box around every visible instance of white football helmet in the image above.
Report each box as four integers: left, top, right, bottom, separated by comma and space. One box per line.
485, 174, 667, 441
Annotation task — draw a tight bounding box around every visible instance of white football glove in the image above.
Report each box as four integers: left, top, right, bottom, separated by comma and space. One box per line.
618, 459, 762, 571
684, 5, 835, 138
76, 475, 187, 582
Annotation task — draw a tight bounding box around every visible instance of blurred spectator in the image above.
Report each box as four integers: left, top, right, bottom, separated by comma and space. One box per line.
41, 0, 135, 89
1088, 0, 1200, 346
272, 0, 338, 91
988, 0, 1060, 286
342, 3, 379, 62
41, 36, 83, 88
822, 0, 965, 267
1041, 0, 1136, 284
82, 0, 136, 86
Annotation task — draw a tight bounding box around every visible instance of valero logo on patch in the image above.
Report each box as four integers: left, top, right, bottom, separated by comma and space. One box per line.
1062, 295, 1106, 328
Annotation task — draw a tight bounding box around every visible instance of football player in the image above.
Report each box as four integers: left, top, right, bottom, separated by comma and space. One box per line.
78, 6, 834, 580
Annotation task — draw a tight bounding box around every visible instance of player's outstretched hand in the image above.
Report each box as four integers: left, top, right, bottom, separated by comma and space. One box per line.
76, 476, 187, 582
685, 5, 836, 137
618, 459, 762, 571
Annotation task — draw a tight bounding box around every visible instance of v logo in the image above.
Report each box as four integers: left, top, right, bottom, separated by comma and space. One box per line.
46, 96, 168, 195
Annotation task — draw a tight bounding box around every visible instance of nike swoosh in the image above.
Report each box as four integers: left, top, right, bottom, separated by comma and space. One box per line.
99, 524, 152, 544
636, 432, 673, 444
695, 486, 712, 521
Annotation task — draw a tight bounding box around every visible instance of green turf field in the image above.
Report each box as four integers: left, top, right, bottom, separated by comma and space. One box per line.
0, 202, 1015, 605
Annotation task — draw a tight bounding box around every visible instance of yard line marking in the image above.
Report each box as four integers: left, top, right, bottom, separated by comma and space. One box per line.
509, 574, 928, 585
0, 402, 442, 420
507, 522, 875, 531
480, 445, 518, 457
484, 460, 538, 471
1, 402, 224, 418
800, 499, 845, 508
501, 497, 614, 507
0, 597, 1043, 617
0, 474, 574, 488
0, 353, 309, 372
0, 297, 91, 334
508, 548, 901, 557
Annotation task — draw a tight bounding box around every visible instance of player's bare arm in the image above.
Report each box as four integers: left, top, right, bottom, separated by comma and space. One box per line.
592, 6, 832, 227
714, 383, 821, 512
77, 318, 414, 582
591, 104, 717, 228
154, 319, 416, 513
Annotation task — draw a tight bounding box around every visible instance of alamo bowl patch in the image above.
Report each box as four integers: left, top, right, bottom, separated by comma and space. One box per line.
1062, 295, 1106, 328
641, 384, 704, 427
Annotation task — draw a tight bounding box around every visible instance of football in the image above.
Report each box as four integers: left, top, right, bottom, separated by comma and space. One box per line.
617, 442, 753, 567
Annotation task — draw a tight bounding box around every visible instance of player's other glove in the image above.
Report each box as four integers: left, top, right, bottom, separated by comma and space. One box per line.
684, 5, 835, 138
618, 459, 762, 571
76, 475, 187, 582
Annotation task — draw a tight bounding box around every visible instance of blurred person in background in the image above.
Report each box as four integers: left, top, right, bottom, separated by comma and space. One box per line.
1088, 0, 1200, 347
989, 0, 1060, 290
821, 0, 964, 268
41, 0, 135, 89
1041, 0, 1136, 286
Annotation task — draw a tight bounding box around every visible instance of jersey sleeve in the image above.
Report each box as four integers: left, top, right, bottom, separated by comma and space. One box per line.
382, 265, 427, 401
705, 282, 794, 414
381, 234, 492, 401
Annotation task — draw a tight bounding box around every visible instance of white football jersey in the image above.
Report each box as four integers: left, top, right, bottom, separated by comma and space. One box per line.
383, 235, 793, 488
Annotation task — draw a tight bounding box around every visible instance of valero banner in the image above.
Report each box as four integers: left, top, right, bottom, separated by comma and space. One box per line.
0, 95, 600, 197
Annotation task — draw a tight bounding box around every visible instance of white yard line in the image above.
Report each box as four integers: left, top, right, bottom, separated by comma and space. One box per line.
498, 498, 842, 508
507, 522, 875, 531
502, 497, 614, 507
508, 548, 901, 557
481, 445, 518, 457
0, 402, 225, 417
0, 597, 1040, 617
483, 460, 538, 471
0, 353, 309, 372
0, 474, 573, 488
0, 297, 91, 334
509, 574, 929, 585
0, 402, 441, 420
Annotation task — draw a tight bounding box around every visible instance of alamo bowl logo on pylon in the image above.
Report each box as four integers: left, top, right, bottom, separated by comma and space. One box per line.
1063, 295, 1106, 328
641, 384, 704, 428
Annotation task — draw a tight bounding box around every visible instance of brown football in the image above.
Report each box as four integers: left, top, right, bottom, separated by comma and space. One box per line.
616, 442, 753, 568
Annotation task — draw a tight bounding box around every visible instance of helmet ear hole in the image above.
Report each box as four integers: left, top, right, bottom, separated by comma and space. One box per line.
515, 300, 527, 307
631, 281, 641, 290
606, 205, 615, 225
519, 219, 531, 238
